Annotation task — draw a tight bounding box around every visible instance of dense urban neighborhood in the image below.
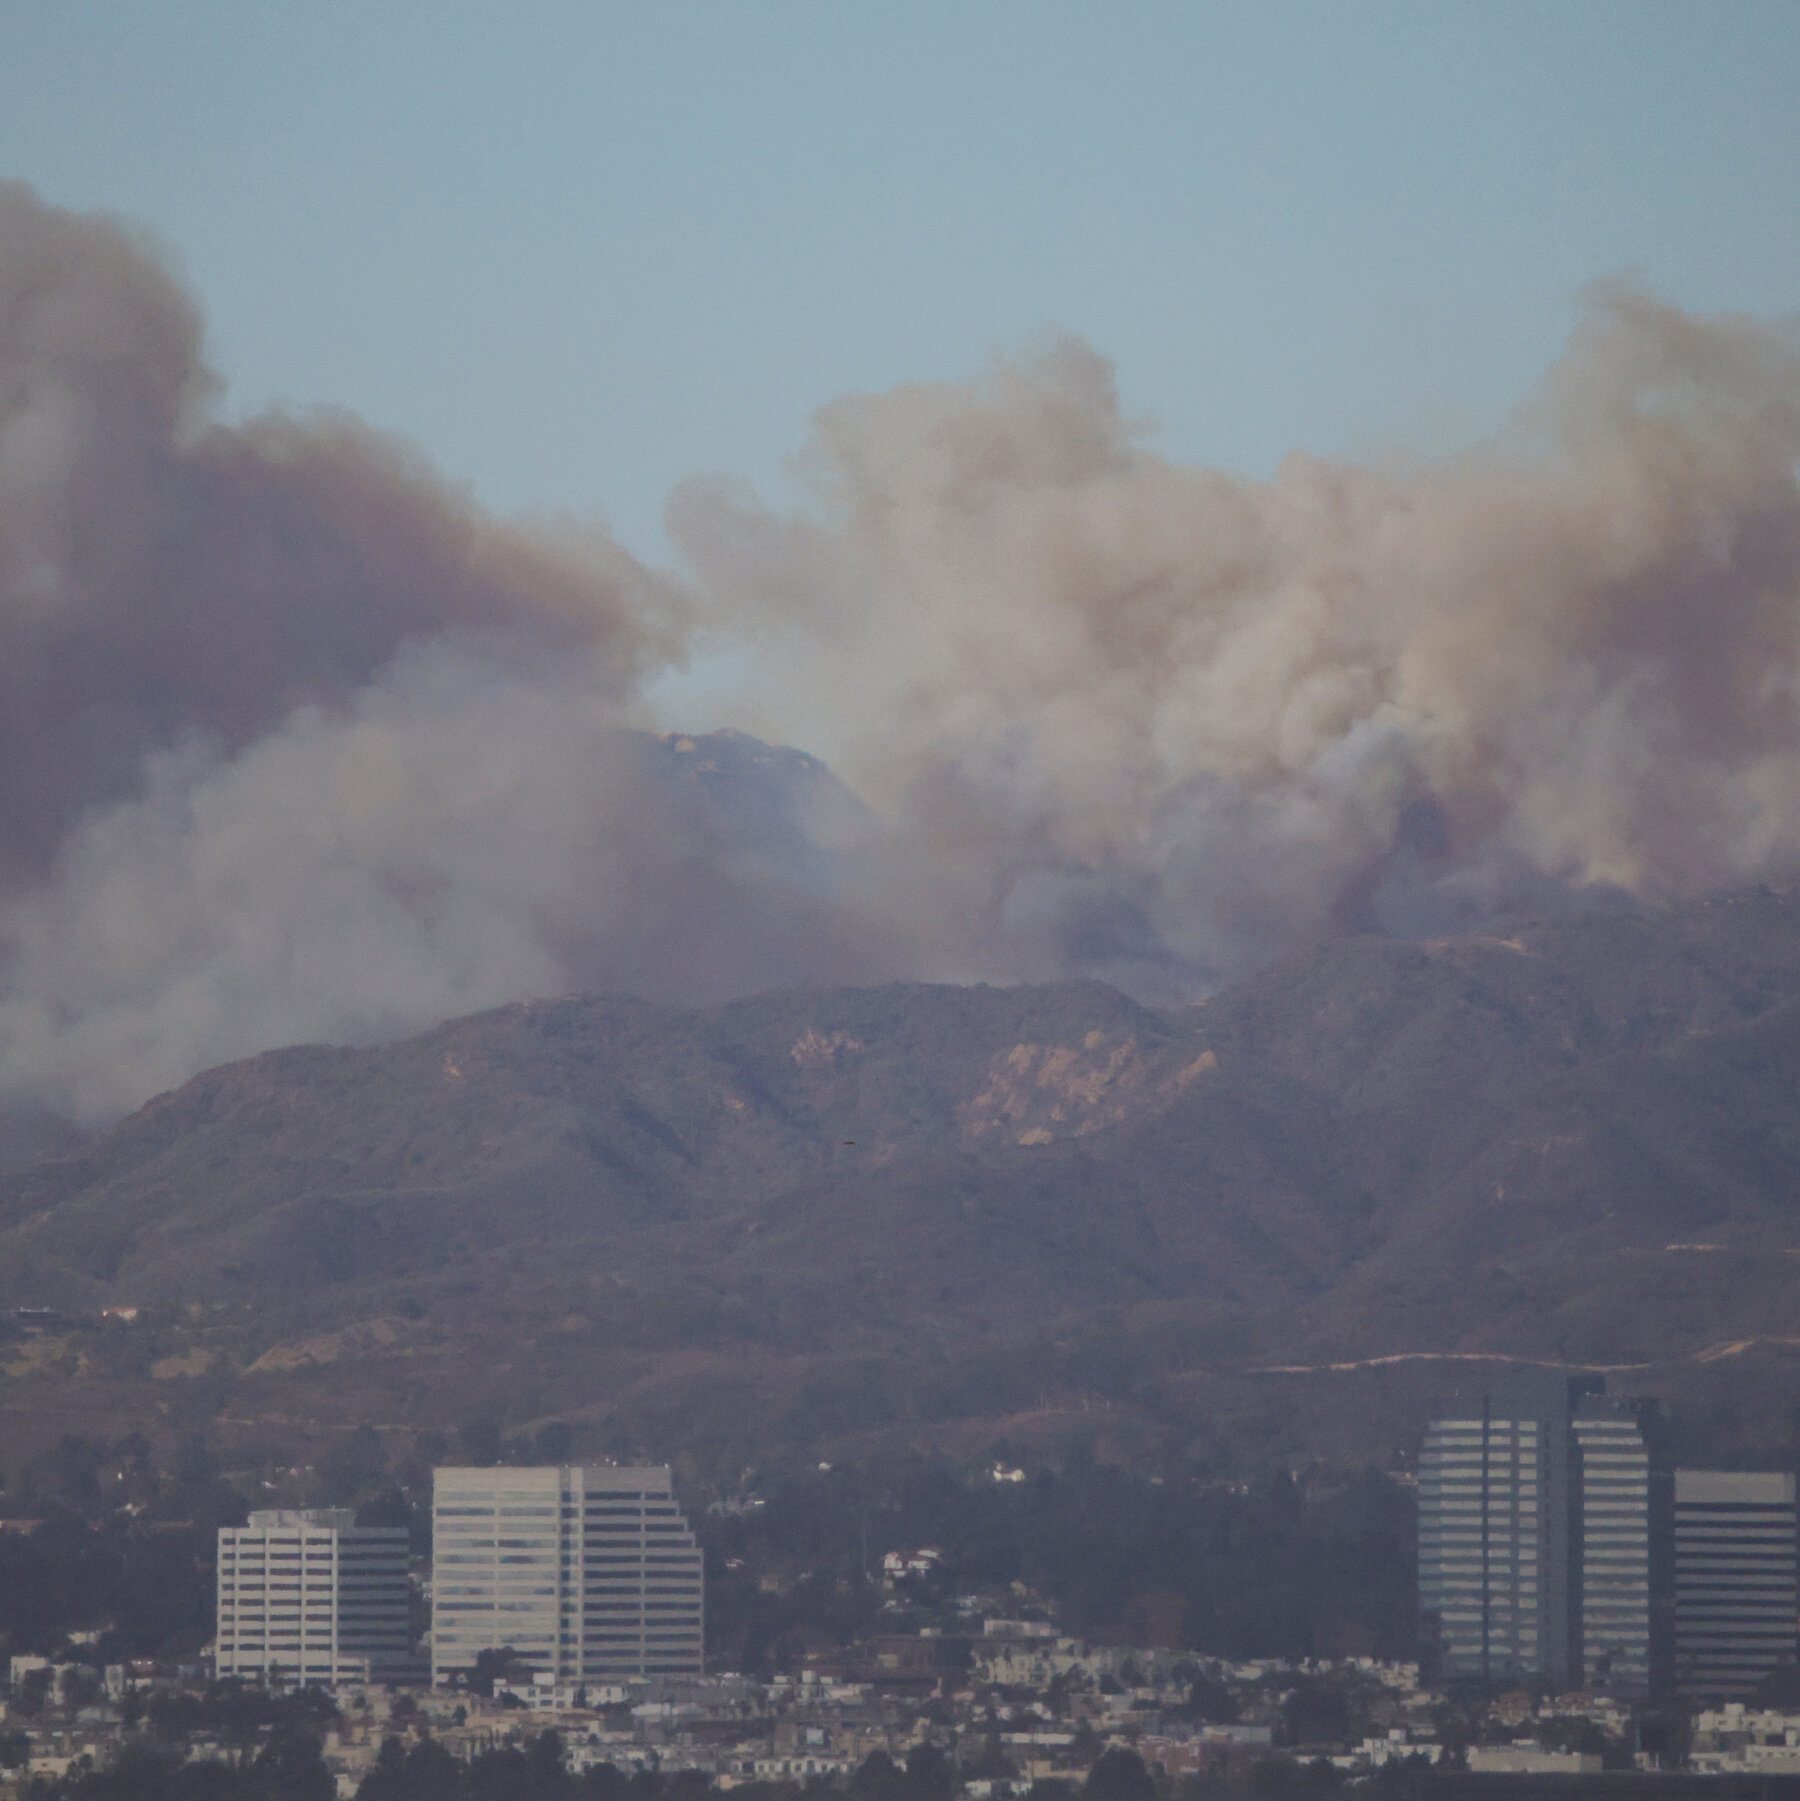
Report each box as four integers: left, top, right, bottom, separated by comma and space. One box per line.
14, 1623, 1796, 1800
6, 1462, 1800, 1800
6, 1381, 1800, 1798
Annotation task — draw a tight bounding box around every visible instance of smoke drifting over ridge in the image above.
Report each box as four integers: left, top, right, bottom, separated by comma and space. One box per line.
4, 182, 1800, 1120
673, 299, 1800, 990
0, 182, 902, 1117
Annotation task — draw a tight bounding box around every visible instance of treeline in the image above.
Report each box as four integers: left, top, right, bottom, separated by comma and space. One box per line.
1, 1432, 1414, 1670
21, 1734, 335, 1801
704, 1458, 1416, 1668
24, 1740, 1362, 1801
0, 1432, 255, 1661
0, 1429, 419, 1662
0, 1511, 220, 1663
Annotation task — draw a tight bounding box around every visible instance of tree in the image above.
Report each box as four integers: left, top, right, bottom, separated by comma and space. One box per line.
173, 1434, 218, 1488
525, 1729, 567, 1792
1083, 1749, 1155, 1801
359, 1735, 410, 1800
1278, 1678, 1351, 1749
249, 1730, 336, 1801
904, 1741, 957, 1801
62, 1665, 103, 1712
58, 1436, 104, 1511
535, 1424, 575, 1464
1535, 1715, 1610, 1759
470, 1645, 539, 1699
962, 1736, 1016, 1782
852, 1750, 909, 1801
358, 1735, 464, 1801
319, 1427, 387, 1507
55, 1737, 188, 1799
16, 1666, 53, 1717
1184, 1674, 1238, 1725
1753, 1661, 1800, 1708
1244, 1756, 1341, 1797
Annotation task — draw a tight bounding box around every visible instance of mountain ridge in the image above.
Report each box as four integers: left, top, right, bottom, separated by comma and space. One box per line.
5, 887, 1800, 1482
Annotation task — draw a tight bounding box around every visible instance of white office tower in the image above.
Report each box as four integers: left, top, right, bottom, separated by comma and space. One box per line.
1674, 1470, 1799, 1697
431, 1465, 704, 1686
215, 1509, 411, 1684
1418, 1403, 1565, 1683
1572, 1398, 1653, 1695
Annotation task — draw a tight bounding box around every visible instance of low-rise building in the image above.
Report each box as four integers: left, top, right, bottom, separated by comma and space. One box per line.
1467, 1742, 1601, 1773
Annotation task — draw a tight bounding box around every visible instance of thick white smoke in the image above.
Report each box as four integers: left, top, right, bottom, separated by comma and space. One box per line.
4, 179, 1800, 1120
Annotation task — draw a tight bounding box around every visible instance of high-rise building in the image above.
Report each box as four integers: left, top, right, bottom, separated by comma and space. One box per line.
1572, 1396, 1653, 1694
430, 1465, 703, 1687
1674, 1470, 1798, 1698
1418, 1379, 1574, 1685
1418, 1377, 1655, 1693
215, 1509, 411, 1684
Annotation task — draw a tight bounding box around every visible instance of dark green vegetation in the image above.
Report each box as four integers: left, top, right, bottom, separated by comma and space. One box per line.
0, 1434, 1412, 1668
31, 1739, 1800, 1801
16, 1687, 340, 1799
704, 1459, 1415, 1668
6, 890, 1800, 1508
23, 1740, 1335, 1801
0, 1434, 246, 1660
0, 1506, 225, 1663
18, 1723, 626, 1800
22, 1738, 333, 1801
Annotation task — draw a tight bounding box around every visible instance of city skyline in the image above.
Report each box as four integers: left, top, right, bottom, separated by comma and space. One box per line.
1419, 1379, 1800, 1703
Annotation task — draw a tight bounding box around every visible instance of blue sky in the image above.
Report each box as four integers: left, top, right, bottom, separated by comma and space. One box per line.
3, 0, 1798, 566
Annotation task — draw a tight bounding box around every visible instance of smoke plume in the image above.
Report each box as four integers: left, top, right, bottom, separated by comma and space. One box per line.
673, 293, 1800, 988
3, 181, 1800, 1119
0, 182, 899, 1117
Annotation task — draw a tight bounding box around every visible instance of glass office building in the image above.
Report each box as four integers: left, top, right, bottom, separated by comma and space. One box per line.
1572, 1398, 1653, 1693
1419, 1394, 1568, 1684
431, 1465, 704, 1686
1419, 1377, 1655, 1694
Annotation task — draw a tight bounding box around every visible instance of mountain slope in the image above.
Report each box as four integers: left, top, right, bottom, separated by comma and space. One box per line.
5, 888, 1800, 1478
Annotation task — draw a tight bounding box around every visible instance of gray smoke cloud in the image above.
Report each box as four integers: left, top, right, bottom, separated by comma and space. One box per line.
0, 182, 692, 879
3, 180, 1800, 1119
0, 182, 904, 1118
671, 293, 1800, 989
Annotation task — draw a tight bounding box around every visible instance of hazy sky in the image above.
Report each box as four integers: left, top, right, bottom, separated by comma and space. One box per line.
3, 0, 1798, 567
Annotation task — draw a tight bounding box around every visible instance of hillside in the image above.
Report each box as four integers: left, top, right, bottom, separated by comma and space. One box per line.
6, 889, 1800, 1485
